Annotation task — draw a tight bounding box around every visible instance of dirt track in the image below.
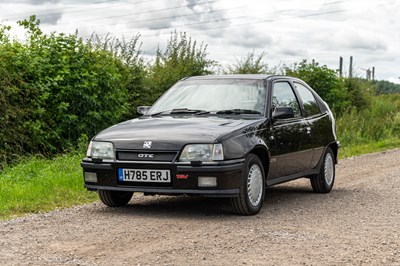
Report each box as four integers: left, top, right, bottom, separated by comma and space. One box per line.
1, 149, 399, 265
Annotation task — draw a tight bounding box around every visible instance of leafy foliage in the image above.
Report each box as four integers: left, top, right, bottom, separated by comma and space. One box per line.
0, 22, 217, 167
88, 33, 147, 120
146, 31, 216, 104
337, 94, 400, 157
1, 17, 398, 168
225, 51, 273, 74
2, 16, 399, 220
343, 78, 372, 111
373, 79, 400, 94
284, 60, 373, 114
0, 16, 132, 166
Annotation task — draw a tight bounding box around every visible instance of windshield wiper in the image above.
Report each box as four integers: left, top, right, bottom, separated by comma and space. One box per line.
151, 108, 208, 117
194, 110, 211, 115
215, 109, 261, 115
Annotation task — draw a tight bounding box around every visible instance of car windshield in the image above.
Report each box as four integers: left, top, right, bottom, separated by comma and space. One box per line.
147, 78, 266, 115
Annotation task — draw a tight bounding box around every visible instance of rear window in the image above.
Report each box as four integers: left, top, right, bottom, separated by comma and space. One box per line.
294, 82, 321, 116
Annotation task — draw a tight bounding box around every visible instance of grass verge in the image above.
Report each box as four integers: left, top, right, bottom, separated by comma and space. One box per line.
0, 153, 97, 220
337, 94, 400, 158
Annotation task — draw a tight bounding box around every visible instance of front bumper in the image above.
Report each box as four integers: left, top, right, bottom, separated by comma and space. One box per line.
81, 158, 245, 197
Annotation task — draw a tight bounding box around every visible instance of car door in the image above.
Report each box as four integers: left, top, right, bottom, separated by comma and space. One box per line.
293, 81, 328, 169
268, 80, 313, 179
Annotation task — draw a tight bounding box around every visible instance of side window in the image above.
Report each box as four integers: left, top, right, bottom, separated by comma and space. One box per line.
294, 83, 321, 116
272, 82, 301, 118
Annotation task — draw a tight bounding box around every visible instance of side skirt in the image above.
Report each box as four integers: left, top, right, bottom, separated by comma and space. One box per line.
266, 145, 329, 187
266, 169, 319, 187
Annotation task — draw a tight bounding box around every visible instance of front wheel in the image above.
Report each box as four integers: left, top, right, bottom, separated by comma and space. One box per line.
231, 154, 266, 215
98, 190, 133, 207
310, 147, 335, 193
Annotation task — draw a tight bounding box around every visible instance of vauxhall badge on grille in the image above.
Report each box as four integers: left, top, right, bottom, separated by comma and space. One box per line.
143, 141, 152, 148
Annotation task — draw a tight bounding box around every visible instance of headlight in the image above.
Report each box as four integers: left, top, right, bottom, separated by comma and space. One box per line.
86, 141, 115, 160
179, 144, 224, 162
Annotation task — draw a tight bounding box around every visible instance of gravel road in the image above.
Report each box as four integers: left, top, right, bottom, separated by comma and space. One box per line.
1, 149, 399, 265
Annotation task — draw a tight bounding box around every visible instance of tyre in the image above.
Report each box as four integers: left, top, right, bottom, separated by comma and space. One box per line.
310, 147, 335, 193
98, 190, 133, 207
231, 154, 266, 215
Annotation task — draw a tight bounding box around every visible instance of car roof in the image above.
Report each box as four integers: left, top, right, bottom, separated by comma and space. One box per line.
184, 74, 277, 81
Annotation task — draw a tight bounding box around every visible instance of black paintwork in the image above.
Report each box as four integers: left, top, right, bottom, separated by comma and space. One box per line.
81, 75, 339, 196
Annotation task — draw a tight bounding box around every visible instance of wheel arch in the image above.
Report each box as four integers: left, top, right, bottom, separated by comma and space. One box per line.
328, 141, 339, 164
248, 145, 270, 177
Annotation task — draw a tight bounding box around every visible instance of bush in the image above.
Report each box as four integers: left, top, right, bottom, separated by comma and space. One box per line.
2, 17, 394, 167
373, 79, 400, 94
0, 22, 218, 167
0, 16, 133, 166
337, 94, 400, 157
145, 31, 216, 104
0, 24, 38, 164
88, 33, 146, 120
285, 60, 351, 114
284, 60, 373, 115
224, 51, 273, 74
343, 78, 372, 111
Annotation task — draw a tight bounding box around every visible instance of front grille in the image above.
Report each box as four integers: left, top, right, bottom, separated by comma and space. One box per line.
116, 151, 178, 162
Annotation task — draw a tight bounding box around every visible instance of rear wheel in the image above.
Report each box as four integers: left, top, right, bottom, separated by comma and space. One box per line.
310, 147, 335, 193
231, 154, 265, 215
98, 190, 133, 207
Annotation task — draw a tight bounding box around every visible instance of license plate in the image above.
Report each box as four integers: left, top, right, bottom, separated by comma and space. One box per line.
118, 168, 171, 183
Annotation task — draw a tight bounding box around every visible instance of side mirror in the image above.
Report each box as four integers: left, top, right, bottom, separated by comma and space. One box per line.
137, 106, 150, 115
272, 106, 294, 120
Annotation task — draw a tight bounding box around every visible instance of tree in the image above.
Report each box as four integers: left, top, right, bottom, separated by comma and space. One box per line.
285, 60, 351, 114
374, 80, 400, 94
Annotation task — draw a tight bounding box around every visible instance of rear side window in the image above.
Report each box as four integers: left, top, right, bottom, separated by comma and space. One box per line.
272, 82, 301, 118
295, 82, 321, 116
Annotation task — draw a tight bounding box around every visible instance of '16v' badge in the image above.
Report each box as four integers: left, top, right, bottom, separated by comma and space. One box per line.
143, 141, 152, 148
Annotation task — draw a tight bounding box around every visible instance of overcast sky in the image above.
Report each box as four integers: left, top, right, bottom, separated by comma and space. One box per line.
1, 0, 399, 83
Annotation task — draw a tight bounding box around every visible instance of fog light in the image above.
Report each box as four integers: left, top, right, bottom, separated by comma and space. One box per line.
85, 172, 97, 183
198, 176, 217, 187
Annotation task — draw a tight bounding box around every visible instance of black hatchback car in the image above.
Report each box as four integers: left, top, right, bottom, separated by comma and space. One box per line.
82, 74, 339, 215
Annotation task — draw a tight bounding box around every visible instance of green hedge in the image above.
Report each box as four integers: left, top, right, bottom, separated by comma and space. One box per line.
0, 18, 215, 167
0, 17, 130, 166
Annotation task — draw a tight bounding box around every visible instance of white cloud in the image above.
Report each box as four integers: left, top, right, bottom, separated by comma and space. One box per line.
388, 77, 400, 84
0, 0, 399, 81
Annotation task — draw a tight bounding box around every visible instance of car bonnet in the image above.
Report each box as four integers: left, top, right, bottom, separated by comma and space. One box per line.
93, 116, 262, 151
